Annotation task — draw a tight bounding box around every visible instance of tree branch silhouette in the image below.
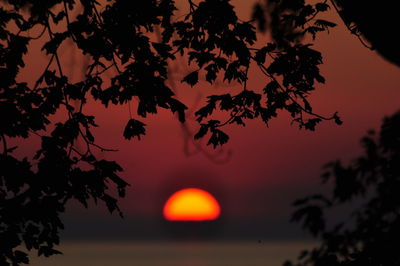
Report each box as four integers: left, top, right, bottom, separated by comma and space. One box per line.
0, 0, 344, 264
329, 0, 373, 50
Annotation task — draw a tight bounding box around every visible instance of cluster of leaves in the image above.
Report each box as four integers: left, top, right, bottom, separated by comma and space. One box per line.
255, 0, 336, 44
0, 0, 339, 264
182, 0, 340, 147
287, 111, 400, 266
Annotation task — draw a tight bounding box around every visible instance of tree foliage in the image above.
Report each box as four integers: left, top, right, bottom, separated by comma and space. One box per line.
279, 1, 400, 265
0, 0, 342, 264
287, 111, 400, 266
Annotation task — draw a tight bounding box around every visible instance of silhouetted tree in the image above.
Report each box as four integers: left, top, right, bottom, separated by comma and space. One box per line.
1, 0, 378, 264
287, 111, 400, 266
276, 1, 400, 265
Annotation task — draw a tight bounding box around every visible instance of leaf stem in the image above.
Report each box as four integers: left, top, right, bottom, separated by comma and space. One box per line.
1, 134, 7, 155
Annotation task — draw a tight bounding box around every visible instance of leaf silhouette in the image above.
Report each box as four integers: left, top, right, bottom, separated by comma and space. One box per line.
123, 119, 146, 140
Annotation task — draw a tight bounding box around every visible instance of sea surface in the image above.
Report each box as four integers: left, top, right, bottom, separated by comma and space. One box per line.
30, 241, 315, 266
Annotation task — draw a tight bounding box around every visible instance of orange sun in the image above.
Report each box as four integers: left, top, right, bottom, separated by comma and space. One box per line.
163, 188, 221, 221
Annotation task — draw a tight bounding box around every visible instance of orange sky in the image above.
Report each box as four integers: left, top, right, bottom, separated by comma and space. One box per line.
12, 1, 400, 239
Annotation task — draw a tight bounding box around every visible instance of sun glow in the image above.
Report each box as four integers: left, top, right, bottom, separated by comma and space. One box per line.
163, 188, 221, 221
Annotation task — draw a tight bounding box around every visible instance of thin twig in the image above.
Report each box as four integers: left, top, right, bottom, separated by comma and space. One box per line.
92, 2, 104, 24
46, 24, 65, 77
54, 51, 64, 77
180, 123, 232, 164
216, 108, 241, 128
243, 64, 250, 90
329, 0, 373, 50
112, 55, 122, 74
96, 63, 115, 75
29, 26, 47, 40
78, 126, 118, 152
254, 56, 335, 121
128, 100, 133, 119
187, 0, 198, 13
63, 0, 77, 42
1, 134, 7, 155
34, 54, 55, 90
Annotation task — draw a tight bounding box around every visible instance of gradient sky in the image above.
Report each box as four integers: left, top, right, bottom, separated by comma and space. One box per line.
13, 0, 400, 240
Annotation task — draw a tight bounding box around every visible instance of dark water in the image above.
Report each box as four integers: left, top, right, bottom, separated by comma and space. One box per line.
30, 241, 315, 266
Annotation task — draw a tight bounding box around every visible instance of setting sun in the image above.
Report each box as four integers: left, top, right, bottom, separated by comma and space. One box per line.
163, 188, 221, 221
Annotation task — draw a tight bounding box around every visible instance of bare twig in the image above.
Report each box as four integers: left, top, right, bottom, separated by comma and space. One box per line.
181, 122, 232, 164
112, 55, 122, 74
62, 0, 77, 42
34, 54, 55, 90
46, 23, 65, 77
187, 0, 198, 13
329, 0, 373, 50
29, 26, 47, 40
1, 134, 7, 155
254, 56, 335, 121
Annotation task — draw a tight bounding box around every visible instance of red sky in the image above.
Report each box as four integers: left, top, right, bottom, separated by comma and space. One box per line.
14, 0, 400, 239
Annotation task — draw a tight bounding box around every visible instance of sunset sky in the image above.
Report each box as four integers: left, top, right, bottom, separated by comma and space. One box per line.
13, 0, 400, 242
